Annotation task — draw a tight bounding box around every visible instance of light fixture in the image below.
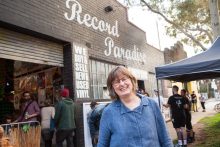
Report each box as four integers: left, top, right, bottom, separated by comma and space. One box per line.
104, 6, 113, 13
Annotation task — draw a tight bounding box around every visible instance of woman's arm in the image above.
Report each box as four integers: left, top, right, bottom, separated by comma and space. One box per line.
152, 101, 173, 147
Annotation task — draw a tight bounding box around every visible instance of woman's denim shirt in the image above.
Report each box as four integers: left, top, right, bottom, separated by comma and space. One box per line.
98, 94, 173, 147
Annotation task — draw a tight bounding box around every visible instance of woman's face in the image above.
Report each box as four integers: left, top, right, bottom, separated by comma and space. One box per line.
112, 73, 133, 99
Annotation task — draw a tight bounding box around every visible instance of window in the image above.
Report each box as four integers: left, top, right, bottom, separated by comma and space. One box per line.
89, 59, 116, 99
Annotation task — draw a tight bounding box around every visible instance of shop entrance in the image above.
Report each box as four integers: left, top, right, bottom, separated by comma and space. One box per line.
0, 58, 63, 110
0, 27, 65, 109
138, 80, 145, 91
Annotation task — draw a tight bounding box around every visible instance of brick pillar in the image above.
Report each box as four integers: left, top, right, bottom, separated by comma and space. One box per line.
63, 43, 74, 98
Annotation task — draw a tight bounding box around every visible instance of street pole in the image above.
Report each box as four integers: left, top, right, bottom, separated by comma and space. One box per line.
156, 79, 161, 110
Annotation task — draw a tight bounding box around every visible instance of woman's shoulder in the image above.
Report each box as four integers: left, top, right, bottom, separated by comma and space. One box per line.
141, 96, 158, 106
101, 101, 119, 114
139, 94, 152, 102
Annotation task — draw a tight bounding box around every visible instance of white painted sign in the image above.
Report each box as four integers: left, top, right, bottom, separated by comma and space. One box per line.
74, 44, 90, 98
104, 37, 146, 63
64, 0, 147, 63
64, 0, 119, 38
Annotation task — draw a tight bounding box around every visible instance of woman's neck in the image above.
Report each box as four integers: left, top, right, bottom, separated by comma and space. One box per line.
120, 94, 141, 110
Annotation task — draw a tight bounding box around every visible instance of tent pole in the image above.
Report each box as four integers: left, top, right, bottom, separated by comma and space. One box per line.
156, 79, 161, 110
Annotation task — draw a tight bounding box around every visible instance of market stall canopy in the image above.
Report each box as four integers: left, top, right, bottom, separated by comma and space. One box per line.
155, 37, 220, 82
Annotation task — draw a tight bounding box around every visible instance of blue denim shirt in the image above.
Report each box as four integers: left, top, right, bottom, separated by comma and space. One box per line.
97, 94, 173, 147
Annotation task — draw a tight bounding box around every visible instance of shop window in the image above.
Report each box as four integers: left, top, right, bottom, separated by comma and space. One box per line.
13, 60, 63, 109
89, 59, 116, 99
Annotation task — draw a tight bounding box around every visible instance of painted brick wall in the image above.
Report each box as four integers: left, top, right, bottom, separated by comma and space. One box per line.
0, 0, 164, 146
0, 0, 146, 68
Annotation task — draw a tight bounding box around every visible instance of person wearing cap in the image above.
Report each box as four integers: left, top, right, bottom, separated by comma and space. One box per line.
54, 88, 76, 147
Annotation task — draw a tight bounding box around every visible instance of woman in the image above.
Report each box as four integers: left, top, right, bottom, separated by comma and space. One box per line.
41, 99, 55, 147
98, 66, 173, 147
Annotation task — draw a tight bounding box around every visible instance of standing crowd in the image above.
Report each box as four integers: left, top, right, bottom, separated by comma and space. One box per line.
163, 86, 207, 147
0, 65, 208, 147
0, 88, 76, 147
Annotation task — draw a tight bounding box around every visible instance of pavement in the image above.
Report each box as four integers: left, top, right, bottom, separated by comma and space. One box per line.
166, 98, 220, 140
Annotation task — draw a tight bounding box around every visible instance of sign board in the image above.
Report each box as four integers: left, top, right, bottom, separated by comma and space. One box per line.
73, 43, 90, 98
64, 0, 146, 63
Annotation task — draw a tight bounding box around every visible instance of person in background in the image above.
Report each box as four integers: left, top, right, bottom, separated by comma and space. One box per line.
88, 101, 98, 120
103, 87, 110, 99
191, 91, 198, 112
54, 88, 76, 147
181, 89, 194, 143
199, 94, 206, 112
88, 102, 108, 147
153, 89, 164, 109
87, 101, 98, 147
163, 85, 187, 147
41, 99, 55, 147
15, 91, 40, 123
98, 66, 173, 147
141, 89, 150, 97
2, 115, 13, 135
0, 93, 15, 124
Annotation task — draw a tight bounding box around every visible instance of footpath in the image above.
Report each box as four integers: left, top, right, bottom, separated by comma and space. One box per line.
166, 98, 220, 140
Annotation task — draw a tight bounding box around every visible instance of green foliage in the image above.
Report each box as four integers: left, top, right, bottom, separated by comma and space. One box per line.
199, 83, 208, 93
160, 0, 211, 48
125, 0, 214, 50
198, 113, 220, 147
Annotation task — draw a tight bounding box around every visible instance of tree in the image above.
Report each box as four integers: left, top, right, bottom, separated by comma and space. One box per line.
209, 0, 220, 40
124, 0, 220, 51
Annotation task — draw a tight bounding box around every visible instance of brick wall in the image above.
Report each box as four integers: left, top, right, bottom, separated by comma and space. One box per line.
163, 41, 187, 98
164, 41, 187, 64
144, 44, 165, 96
0, 0, 164, 146
0, 0, 146, 66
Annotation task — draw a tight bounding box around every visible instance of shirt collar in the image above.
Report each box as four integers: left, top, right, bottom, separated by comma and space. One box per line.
115, 93, 149, 114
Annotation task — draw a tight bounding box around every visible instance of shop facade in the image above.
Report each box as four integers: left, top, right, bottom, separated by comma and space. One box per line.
0, 0, 165, 146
